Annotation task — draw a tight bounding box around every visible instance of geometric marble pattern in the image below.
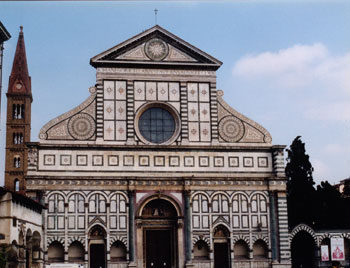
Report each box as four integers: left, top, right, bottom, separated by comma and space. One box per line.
41, 152, 272, 172
103, 80, 127, 141
188, 82, 211, 142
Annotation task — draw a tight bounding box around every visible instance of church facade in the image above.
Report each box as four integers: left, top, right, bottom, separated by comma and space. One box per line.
6, 26, 291, 268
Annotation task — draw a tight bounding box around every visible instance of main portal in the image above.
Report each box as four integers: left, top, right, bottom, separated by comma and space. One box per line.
146, 229, 172, 268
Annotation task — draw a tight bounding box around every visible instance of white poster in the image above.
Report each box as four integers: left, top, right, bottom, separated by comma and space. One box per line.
321, 245, 329, 261
331, 237, 345, 261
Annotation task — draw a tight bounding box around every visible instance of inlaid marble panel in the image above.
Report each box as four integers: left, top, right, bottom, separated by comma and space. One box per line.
157, 82, 168, 101
104, 101, 115, 120
104, 121, 115, 140
188, 83, 198, 102
115, 121, 127, 141
104, 81, 115, 100
199, 103, 210, 122
169, 83, 180, 101
115, 101, 126, 120
199, 83, 210, 102
115, 81, 126, 100
134, 81, 145, 101
188, 122, 200, 142
200, 122, 211, 142
146, 82, 157, 101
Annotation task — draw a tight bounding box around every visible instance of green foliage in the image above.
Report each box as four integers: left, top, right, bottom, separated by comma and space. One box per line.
314, 180, 350, 229
286, 136, 350, 229
0, 246, 7, 268
286, 136, 316, 227
342, 180, 350, 197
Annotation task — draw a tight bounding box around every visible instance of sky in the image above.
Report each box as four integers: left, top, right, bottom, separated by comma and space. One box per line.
0, 1, 349, 186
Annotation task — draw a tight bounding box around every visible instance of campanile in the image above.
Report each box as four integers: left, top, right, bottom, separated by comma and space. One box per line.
4, 26, 32, 192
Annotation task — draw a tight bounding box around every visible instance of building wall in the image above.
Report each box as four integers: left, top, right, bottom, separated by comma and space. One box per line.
0, 191, 44, 268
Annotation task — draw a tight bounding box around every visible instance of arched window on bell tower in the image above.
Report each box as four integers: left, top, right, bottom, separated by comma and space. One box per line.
20, 104, 25, 119
14, 179, 20, 191
12, 104, 17, 119
12, 104, 25, 119
13, 133, 24, 144
14, 157, 21, 168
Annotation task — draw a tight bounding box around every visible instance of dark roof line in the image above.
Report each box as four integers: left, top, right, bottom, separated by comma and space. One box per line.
0, 187, 46, 212
0, 21, 11, 42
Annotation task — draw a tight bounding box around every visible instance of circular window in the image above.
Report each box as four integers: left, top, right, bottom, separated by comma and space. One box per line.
136, 103, 180, 145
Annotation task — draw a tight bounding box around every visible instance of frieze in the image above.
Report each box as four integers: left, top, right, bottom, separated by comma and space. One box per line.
37, 150, 274, 174
97, 67, 216, 76
27, 179, 128, 187
26, 179, 271, 188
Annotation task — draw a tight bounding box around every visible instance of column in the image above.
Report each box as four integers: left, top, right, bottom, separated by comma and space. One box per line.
128, 191, 135, 264
184, 190, 192, 265
269, 191, 279, 262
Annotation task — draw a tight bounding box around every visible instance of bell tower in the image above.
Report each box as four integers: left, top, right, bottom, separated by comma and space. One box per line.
4, 26, 32, 192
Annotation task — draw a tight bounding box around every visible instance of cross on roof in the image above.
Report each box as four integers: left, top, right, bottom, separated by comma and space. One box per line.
154, 8, 158, 25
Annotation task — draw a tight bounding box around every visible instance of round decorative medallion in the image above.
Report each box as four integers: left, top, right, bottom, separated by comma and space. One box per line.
39, 132, 48, 140
218, 116, 245, 142
68, 113, 96, 140
144, 38, 169, 61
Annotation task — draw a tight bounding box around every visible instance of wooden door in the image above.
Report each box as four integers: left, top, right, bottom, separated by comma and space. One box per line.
214, 242, 230, 268
146, 229, 172, 268
90, 244, 105, 268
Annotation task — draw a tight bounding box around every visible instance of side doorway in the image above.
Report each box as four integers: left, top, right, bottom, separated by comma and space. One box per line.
213, 225, 231, 268
89, 226, 106, 268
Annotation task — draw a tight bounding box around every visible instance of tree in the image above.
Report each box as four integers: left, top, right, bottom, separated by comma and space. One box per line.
314, 181, 342, 228
0, 246, 6, 268
286, 136, 316, 227
342, 179, 350, 197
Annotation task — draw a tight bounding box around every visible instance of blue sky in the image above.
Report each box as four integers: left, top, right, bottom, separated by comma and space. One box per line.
0, 1, 349, 185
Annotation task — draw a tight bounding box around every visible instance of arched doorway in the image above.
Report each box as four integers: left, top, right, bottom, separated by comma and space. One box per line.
138, 197, 180, 268
18, 231, 24, 268
213, 225, 231, 268
32, 231, 41, 268
89, 225, 106, 268
291, 231, 316, 268
25, 230, 32, 268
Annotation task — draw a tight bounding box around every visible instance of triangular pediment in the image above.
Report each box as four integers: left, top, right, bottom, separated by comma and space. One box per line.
90, 25, 222, 70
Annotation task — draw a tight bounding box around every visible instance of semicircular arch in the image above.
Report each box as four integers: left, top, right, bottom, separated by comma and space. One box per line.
290, 224, 317, 245
137, 194, 182, 217
190, 191, 210, 203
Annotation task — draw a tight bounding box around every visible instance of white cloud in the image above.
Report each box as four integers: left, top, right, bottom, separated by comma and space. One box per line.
233, 43, 327, 76
232, 43, 350, 122
232, 43, 350, 92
